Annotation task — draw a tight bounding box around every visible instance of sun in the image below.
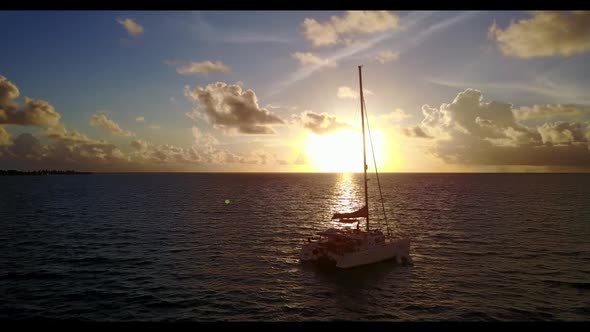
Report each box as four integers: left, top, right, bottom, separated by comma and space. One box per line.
304, 129, 387, 172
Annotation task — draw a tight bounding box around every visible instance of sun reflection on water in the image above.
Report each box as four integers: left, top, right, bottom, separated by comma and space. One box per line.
327, 172, 364, 230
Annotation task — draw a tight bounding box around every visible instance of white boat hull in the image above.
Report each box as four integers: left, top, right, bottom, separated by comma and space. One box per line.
300, 237, 412, 269
336, 238, 411, 268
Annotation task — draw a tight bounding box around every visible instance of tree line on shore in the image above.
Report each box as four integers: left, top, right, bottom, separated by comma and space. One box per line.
0, 169, 92, 176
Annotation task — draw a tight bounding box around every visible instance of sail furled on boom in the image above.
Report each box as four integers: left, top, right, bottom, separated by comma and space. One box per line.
332, 205, 368, 220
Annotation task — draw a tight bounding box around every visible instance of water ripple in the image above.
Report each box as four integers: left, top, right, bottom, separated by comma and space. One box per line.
0, 173, 589, 320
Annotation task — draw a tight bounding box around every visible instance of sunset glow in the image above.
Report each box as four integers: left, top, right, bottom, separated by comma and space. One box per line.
305, 130, 363, 173
0, 11, 589, 172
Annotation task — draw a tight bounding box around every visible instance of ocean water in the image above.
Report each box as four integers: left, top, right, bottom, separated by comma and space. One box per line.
1, 173, 589, 321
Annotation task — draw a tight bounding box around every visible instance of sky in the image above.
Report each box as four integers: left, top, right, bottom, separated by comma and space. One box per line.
1, 10, 590, 172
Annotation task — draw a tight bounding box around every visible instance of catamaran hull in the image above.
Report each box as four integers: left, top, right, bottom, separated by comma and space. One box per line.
335, 238, 412, 268
300, 238, 412, 269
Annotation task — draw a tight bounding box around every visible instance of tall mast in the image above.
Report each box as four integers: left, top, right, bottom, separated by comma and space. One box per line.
358, 65, 369, 232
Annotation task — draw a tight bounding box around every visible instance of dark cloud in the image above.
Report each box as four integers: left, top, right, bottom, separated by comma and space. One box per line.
402, 126, 432, 139
185, 82, 285, 135
434, 135, 590, 167
293, 110, 353, 135
406, 88, 590, 168
9, 133, 44, 159
0, 128, 129, 171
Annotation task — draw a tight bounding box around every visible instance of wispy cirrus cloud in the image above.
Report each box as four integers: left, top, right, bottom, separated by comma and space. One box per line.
176, 60, 231, 75
291, 52, 337, 67
373, 50, 399, 64
336, 86, 373, 99
190, 13, 292, 45
427, 78, 590, 105
267, 11, 479, 98
514, 104, 589, 121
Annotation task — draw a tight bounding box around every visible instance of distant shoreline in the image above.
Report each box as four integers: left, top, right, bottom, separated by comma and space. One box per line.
0, 170, 92, 176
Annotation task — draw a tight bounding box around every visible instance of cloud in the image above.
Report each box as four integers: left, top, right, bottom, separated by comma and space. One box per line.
402, 126, 432, 138
9, 133, 44, 159
135, 116, 145, 123
489, 11, 590, 58
142, 144, 202, 164
0, 79, 137, 170
428, 77, 590, 106
117, 18, 144, 37
337, 86, 357, 99
44, 126, 105, 145
388, 108, 410, 122
130, 139, 148, 151
127, 128, 262, 166
373, 50, 399, 64
191, 13, 292, 45
1, 129, 260, 171
336, 86, 374, 99
514, 104, 588, 121
0, 127, 11, 145
291, 52, 337, 67
0, 76, 61, 127
538, 122, 590, 145
302, 11, 399, 47
90, 113, 134, 137
192, 126, 219, 146
404, 88, 590, 167
3, 128, 210, 171
176, 60, 231, 75
0, 75, 19, 105
184, 82, 285, 135
268, 12, 479, 99
336, 86, 358, 99
0, 77, 280, 171
292, 111, 353, 135
0, 130, 129, 171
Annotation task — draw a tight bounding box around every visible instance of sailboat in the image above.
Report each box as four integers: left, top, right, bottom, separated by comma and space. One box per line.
299, 65, 413, 269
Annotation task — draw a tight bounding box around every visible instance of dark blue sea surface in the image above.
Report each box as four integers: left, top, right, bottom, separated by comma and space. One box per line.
1, 173, 589, 321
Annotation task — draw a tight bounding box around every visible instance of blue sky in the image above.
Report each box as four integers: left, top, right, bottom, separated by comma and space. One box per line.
1, 11, 589, 172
